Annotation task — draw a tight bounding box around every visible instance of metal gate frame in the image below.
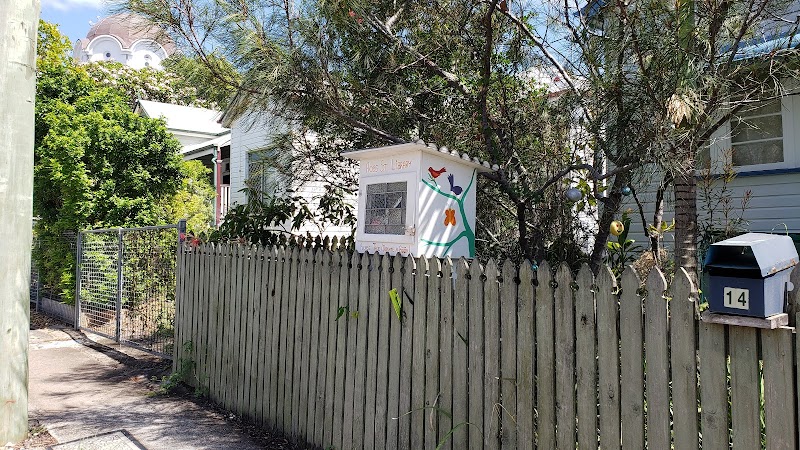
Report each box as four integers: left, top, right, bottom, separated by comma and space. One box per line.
75, 220, 186, 358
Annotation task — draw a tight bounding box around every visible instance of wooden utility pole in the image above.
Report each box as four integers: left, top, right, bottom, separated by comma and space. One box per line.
0, 1, 39, 445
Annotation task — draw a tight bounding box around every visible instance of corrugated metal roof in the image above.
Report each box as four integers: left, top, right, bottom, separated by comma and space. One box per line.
137, 100, 229, 136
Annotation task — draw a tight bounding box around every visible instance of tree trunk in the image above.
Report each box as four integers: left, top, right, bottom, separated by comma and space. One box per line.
589, 173, 629, 273
649, 173, 672, 262
674, 169, 698, 283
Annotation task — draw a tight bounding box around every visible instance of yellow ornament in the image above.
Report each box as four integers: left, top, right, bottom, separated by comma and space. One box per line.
610, 220, 625, 236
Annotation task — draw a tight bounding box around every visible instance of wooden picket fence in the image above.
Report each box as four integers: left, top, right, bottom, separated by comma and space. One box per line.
175, 243, 800, 450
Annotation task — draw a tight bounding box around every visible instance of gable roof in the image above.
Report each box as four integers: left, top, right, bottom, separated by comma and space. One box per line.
136, 100, 229, 136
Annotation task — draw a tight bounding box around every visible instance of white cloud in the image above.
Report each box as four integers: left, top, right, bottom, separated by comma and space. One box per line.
42, 0, 107, 12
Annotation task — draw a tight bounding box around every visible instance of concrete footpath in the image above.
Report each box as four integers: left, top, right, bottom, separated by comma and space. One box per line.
27, 324, 265, 450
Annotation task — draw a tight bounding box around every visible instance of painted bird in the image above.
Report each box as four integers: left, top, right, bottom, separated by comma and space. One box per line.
448, 174, 463, 195
428, 166, 447, 179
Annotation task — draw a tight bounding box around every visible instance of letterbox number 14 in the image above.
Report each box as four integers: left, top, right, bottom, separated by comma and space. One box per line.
724, 287, 749, 310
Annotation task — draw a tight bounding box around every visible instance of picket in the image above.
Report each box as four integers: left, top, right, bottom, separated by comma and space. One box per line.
386, 255, 404, 449
247, 246, 262, 420
670, 268, 699, 450
515, 262, 535, 449
313, 251, 331, 445
619, 267, 644, 450
293, 248, 310, 437
364, 253, 381, 450
174, 245, 800, 450
258, 247, 275, 423
319, 251, 337, 444
729, 326, 760, 450
437, 258, 454, 450
468, 259, 485, 448
281, 247, 298, 432
554, 262, 576, 450
197, 245, 211, 395
352, 253, 370, 450
330, 251, 348, 447
499, 259, 517, 449
374, 254, 391, 448
235, 246, 251, 413
575, 264, 596, 450
451, 258, 470, 449
762, 328, 796, 450
215, 246, 228, 407
483, 260, 501, 450
644, 268, 669, 450
425, 258, 442, 450
270, 247, 286, 429
226, 245, 242, 411
203, 246, 219, 405
699, 319, 729, 450
410, 257, 428, 450
534, 260, 555, 450
306, 250, 323, 444
398, 256, 415, 450
342, 251, 360, 448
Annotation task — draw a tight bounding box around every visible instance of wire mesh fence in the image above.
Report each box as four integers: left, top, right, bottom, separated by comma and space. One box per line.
30, 230, 78, 312
77, 222, 184, 358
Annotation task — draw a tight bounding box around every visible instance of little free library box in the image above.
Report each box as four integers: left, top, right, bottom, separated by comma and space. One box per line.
344, 142, 496, 259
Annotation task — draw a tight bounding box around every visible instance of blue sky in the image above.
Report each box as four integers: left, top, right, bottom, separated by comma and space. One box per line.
40, 0, 113, 46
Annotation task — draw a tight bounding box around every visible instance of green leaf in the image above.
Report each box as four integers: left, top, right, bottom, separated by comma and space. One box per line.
389, 288, 402, 322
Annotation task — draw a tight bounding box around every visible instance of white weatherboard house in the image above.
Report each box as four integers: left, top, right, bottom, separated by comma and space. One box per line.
223, 113, 354, 237
345, 142, 495, 258
585, 1, 800, 249
135, 99, 232, 225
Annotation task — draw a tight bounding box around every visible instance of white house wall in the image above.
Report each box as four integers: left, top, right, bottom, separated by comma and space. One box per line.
229, 116, 272, 206
620, 166, 800, 252
229, 113, 354, 238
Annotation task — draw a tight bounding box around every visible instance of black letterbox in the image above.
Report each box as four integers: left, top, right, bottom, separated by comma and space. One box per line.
703, 233, 798, 318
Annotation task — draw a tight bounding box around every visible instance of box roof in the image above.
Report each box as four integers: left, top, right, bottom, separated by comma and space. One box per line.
343, 141, 497, 173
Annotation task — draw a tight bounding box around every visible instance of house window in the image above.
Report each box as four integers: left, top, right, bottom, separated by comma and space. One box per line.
247, 151, 286, 199
730, 99, 784, 166
364, 182, 407, 235
702, 92, 798, 172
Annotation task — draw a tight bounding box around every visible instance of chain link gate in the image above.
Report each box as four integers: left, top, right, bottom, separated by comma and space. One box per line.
76, 221, 186, 358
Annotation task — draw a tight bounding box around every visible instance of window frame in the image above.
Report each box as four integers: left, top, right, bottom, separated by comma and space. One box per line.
356, 172, 416, 244
705, 93, 799, 174
246, 150, 288, 200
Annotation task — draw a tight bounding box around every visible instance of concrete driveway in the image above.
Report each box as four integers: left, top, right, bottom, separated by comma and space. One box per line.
28, 324, 265, 450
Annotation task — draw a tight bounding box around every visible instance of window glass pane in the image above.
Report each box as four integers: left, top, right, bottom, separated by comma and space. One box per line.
247, 151, 287, 199
387, 208, 404, 225
367, 184, 386, 194
366, 209, 387, 225
731, 115, 783, 143
387, 181, 406, 192
385, 225, 406, 234
368, 193, 387, 209
386, 192, 405, 209
743, 100, 781, 116
697, 145, 711, 170
732, 140, 784, 166
364, 181, 407, 235
727, 98, 784, 167
365, 224, 385, 234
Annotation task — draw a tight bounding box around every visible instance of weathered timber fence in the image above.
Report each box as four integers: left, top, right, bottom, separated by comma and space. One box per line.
176, 243, 800, 450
